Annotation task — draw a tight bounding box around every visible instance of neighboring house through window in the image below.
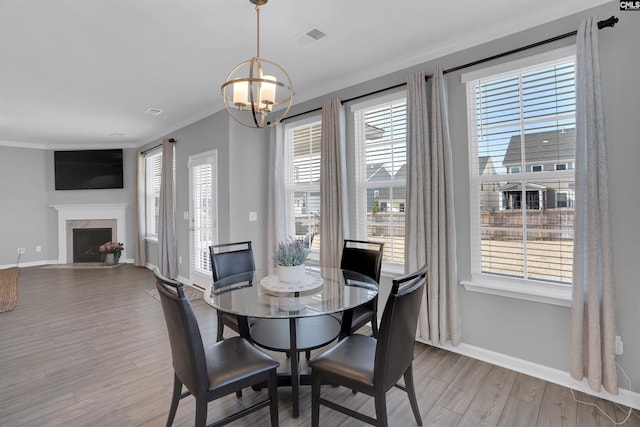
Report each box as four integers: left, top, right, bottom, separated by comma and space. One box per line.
352, 93, 407, 265
463, 46, 576, 304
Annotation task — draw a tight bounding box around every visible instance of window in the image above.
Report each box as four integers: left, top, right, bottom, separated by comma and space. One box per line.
145, 150, 162, 240
353, 93, 407, 265
285, 118, 321, 252
463, 47, 576, 304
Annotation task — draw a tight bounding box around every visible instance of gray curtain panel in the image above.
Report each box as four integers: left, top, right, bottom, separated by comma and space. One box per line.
267, 123, 288, 274
133, 151, 147, 267
570, 16, 617, 395
158, 138, 178, 278
319, 98, 348, 268
406, 69, 461, 346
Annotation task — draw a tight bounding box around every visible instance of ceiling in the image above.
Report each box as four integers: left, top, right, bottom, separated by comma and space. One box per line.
0, 0, 610, 149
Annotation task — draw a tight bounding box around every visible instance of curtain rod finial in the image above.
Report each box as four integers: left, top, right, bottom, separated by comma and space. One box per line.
598, 16, 618, 30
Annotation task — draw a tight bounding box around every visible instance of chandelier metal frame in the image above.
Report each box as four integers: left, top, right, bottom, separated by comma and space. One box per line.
221, 0, 294, 128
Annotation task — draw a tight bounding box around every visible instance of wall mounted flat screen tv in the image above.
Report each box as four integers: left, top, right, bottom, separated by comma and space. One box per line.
54, 149, 124, 190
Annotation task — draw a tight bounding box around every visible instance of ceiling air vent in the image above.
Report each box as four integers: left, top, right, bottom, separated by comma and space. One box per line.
295, 28, 327, 46
145, 107, 163, 116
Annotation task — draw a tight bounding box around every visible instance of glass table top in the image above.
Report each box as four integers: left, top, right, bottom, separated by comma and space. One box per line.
203, 267, 378, 319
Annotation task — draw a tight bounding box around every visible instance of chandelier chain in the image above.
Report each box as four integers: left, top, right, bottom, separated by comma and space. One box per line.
255, 5, 260, 58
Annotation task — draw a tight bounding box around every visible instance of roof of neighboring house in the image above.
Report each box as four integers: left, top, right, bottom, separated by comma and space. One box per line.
366, 163, 392, 181
497, 182, 548, 192
478, 156, 497, 175
502, 128, 576, 166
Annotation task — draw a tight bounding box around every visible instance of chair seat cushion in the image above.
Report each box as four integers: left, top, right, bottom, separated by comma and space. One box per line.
309, 334, 376, 387
205, 336, 279, 390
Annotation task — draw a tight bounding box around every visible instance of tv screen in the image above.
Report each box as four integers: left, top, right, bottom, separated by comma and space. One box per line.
54, 149, 124, 190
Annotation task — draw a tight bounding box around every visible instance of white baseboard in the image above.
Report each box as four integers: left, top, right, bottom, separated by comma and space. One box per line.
1, 259, 137, 270
1, 259, 56, 269
418, 338, 640, 410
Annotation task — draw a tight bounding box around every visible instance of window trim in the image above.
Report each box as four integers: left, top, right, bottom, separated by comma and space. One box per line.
351, 91, 408, 268
462, 46, 576, 306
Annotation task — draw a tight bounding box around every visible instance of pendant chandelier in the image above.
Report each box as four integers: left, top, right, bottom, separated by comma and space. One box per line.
221, 0, 294, 128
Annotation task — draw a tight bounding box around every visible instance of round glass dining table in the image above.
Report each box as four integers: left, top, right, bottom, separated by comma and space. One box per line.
203, 266, 378, 418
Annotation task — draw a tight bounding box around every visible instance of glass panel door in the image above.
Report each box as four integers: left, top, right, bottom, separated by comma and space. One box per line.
188, 151, 217, 287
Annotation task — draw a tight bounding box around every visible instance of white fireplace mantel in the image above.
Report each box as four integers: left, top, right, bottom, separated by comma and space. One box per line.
51, 204, 128, 264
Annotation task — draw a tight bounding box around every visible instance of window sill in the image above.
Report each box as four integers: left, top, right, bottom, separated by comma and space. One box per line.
145, 237, 158, 243
461, 274, 572, 307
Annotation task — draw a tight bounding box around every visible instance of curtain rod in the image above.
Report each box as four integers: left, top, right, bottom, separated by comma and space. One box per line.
140, 138, 176, 155
282, 15, 618, 122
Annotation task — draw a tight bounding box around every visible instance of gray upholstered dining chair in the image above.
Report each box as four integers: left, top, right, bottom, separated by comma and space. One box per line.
209, 241, 255, 342
153, 268, 279, 427
339, 239, 384, 336
309, 265, 427, 427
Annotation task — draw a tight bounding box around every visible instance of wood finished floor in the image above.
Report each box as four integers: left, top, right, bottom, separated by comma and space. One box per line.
1, 265, 637, 427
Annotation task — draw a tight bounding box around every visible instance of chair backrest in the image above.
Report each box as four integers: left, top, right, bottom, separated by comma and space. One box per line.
339, 239, 384, 284
153, 268, 208, 397
374, 265, 427, 391
209, 241, 255, 282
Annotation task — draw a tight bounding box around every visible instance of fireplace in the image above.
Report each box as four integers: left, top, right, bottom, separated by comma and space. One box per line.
51, 204, 127, 264
73, 227, 112, 262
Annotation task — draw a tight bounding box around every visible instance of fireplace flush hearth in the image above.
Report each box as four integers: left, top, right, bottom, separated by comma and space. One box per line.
51, 204, 127, 264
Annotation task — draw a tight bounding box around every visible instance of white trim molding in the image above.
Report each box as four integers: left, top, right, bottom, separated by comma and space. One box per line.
51, 204, 128, 264
417, 338, 640, 410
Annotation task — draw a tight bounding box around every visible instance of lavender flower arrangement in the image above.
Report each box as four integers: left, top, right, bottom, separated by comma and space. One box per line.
273, 237, 309, 266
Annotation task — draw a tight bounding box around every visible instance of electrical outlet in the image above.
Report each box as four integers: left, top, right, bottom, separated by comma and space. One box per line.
36, 245, 42, 253
17, 248, 25, 254
615, 336, 624, 355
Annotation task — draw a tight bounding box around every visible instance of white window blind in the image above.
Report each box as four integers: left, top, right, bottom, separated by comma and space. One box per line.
145, 150, 162, 239
353, 94, 407, 264
189, 152, 217, 275
465, 50, 576, 286
285, 119, 321, 251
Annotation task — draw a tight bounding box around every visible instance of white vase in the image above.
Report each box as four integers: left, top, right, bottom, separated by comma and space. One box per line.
277, 264, 306, 283
104, 253, 119, 265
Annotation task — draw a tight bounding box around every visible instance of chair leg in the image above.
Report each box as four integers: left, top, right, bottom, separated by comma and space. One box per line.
267, 369, 279, 427
404, 365, 422, 426
166, 374, 182, 427
371, 316, 379, 338
216, 317, 224, 342
194, 397, 207, 427
311, 371, 321, 427
306, 350, 311, 360
374, 393, 388, 427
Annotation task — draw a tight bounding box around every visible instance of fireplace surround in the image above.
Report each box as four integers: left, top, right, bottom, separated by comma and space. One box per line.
51, 204, 127, 264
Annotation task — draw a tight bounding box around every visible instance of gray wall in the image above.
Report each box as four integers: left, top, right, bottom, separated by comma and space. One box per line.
139, 109, 270, 277
284, 1, 639, 392
0, 147, 49, 265
0, 146, 136, 265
